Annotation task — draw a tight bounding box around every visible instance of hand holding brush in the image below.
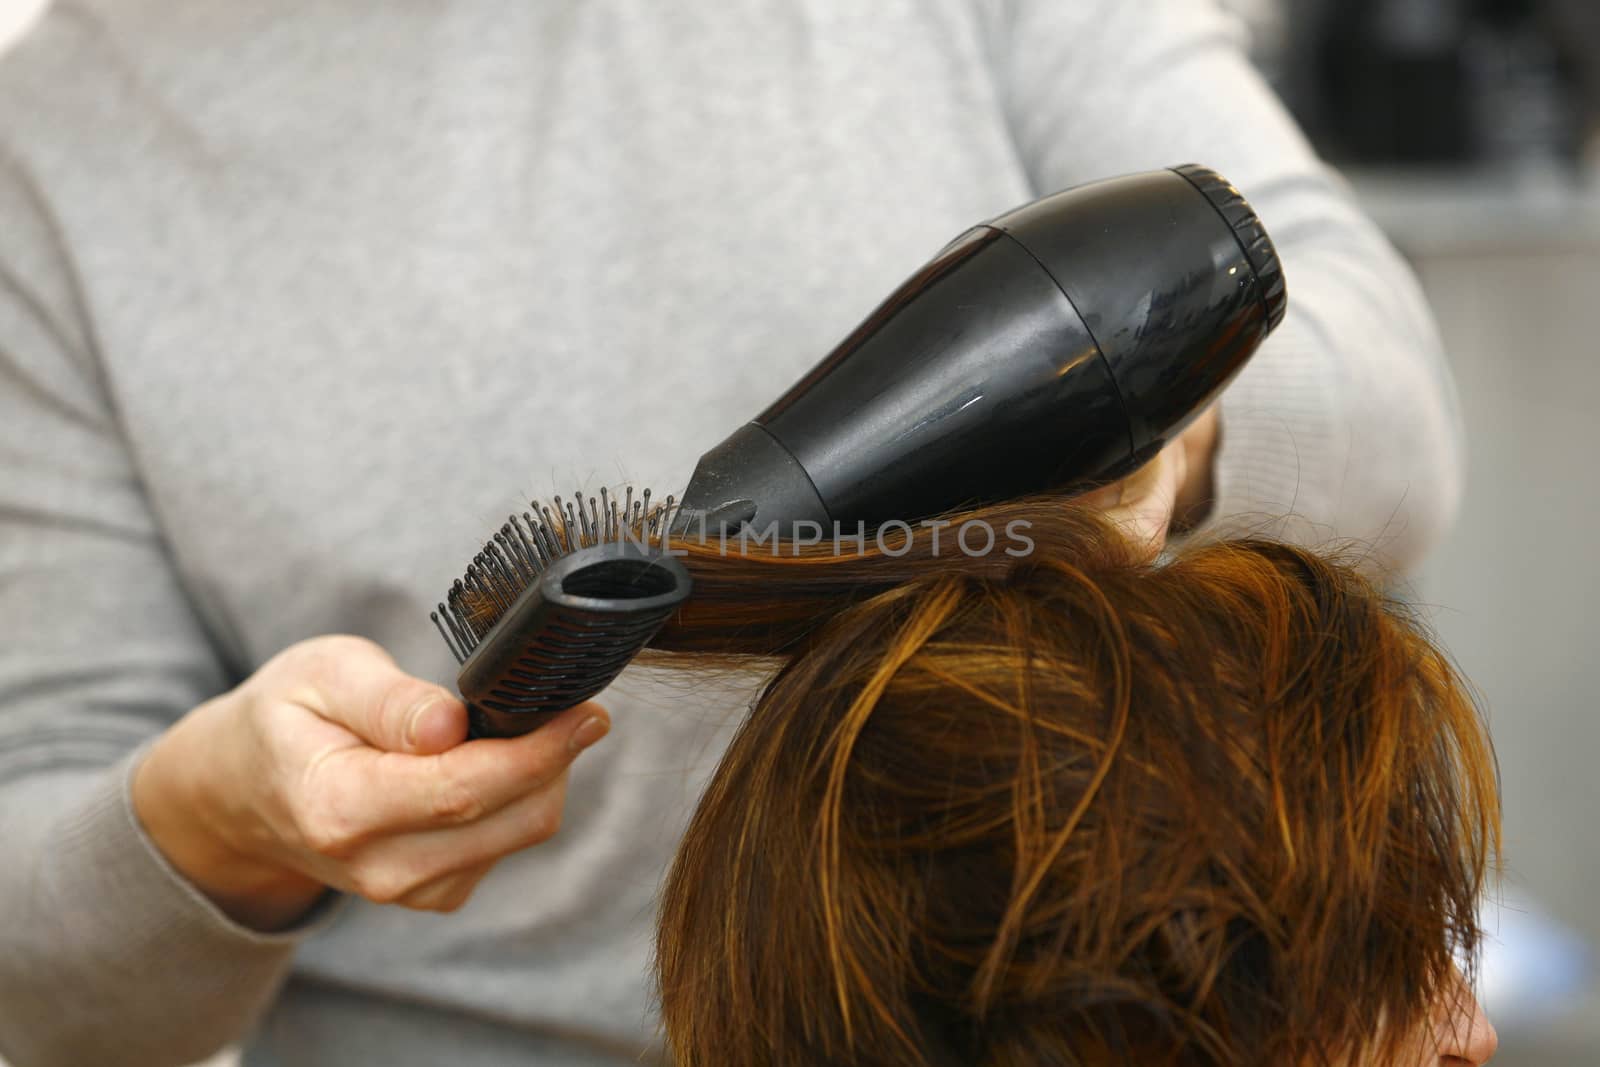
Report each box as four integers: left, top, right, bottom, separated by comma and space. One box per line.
130, 635, 610, 929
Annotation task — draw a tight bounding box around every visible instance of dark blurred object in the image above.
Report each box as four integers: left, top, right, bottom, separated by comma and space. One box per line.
1544, 0, 1600, 163
1321, 0, 1476, 163
1279, 0, 1594, 168
1463, 1, 1580, 166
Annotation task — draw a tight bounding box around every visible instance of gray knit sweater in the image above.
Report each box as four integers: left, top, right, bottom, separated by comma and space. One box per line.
0, 2, 1462, 1065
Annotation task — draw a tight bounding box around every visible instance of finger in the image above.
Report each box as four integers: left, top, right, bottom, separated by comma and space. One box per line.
1173, 404, 1221, 529
302, 700, 607, 839
394, 861, 498, 913
287, 635, 469, 755
1102, 443, 1185, 561
1073, 445, 1172, 518
1075, 480, 1125, 511
362, 772, 572, 903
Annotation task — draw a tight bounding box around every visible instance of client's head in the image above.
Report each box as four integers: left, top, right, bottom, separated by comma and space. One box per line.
648, 498, 1499, 1066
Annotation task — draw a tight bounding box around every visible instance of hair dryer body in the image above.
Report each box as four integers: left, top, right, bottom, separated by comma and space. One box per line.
676, 164, 1287, 537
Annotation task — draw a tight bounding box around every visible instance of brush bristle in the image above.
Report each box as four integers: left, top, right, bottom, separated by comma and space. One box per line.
431, 486, 678, 665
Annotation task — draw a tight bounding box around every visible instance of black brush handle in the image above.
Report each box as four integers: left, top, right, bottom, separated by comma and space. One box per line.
458, 542, 692, 739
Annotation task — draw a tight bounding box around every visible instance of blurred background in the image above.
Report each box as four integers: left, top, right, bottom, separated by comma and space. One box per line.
0, 0, 1594, 1064
1244, 2, 1600, 1059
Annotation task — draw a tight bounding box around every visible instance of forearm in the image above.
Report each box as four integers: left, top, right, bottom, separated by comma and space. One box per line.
991, 0, 1466, 570
0, 753, 334, 1067
1186, 198, 1463, 571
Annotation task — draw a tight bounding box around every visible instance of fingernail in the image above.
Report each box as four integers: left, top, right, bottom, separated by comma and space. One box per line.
406, 696, 442, 748
568, 715, 609, 754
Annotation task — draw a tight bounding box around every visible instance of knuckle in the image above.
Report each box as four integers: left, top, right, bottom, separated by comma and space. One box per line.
430, 775, 487, 825
431, 869, 491, 913
420, 888, 471, 914
518, 750, 572, 795
317, 633, 385, 661
296, 809, 364, 857
349, 865, 414, 905
289, 635, 367, 677
289, 783, 369, 857
443, 881, 480, 912
289, 635, 392, 698
525, 802, 564, 845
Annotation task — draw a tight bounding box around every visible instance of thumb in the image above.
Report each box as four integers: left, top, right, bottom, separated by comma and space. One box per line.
286, 635, 469, 755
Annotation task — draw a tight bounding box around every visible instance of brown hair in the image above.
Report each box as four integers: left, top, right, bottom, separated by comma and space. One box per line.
644, 496, 1499, 1066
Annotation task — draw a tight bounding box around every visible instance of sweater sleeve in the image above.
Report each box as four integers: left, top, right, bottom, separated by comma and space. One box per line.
0, 146, 332, 1067
981, 0, 1466, 573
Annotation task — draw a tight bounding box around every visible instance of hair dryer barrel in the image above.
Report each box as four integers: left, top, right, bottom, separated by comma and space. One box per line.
676, 165, 1287, 536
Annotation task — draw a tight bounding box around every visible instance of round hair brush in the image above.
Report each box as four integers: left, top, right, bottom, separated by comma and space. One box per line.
432, 489, 691, 738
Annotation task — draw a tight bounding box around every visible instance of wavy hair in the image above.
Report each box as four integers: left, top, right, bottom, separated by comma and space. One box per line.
645, 497, 1499, 1066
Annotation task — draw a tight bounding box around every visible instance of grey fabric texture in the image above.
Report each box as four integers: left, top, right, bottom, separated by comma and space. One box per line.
0, 1, 1462, 1064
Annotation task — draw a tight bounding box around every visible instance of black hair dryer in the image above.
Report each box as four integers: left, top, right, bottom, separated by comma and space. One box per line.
675, 164, 1287, 537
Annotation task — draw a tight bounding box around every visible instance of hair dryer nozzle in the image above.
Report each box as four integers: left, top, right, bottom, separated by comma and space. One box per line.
677, 165, 1287, 538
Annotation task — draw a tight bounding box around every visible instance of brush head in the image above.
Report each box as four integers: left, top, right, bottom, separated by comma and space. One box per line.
432, 488, 692, 738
